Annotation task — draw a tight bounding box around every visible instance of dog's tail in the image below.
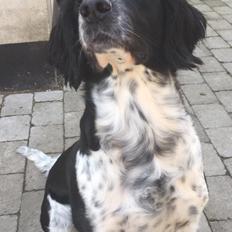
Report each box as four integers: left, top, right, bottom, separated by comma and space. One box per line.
17, 146, 60, 176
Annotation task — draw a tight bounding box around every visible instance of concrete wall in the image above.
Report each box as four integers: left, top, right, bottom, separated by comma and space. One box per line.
0, 0, 53, 45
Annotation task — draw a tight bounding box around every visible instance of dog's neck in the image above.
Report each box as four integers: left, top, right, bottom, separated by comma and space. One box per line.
95, 49, 135, 75
91, 62, 192, 175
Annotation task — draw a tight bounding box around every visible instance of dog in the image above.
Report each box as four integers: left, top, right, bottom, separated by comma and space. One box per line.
17, 0, 209, 231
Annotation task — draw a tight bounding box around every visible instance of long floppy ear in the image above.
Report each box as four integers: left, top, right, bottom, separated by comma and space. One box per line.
49, 0, 83, 89
162, 0, 206, 71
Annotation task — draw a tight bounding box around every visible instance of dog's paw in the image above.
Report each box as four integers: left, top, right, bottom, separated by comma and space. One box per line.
16, 146, 30, 157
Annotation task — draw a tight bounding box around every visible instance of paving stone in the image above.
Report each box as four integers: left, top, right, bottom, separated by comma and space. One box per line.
208, 19, 232, 30
0, 115, 31, 142
1, 93, 33, 116
32, 102, 63, 126
204, 0, 226, 7
214, 6, 232, 14
0, 174, 23, 214
216, 91, 232, 112
195, 4, 212, 12
193, 104, 232, 128
64, 90, 85, 113
204, 37, 229, 49
212, 48, 232, 62
181, 84, 217, 105
224, 158, 232, 175
223, 62, 232, 75
206, 127, 232, 157
19, 191, 44, 232
206, 26, 218, 37
194, 43, 212, 57
217, 30, 232, 41
177, 70, 204, 85
211, 220, 232, 232
205, 176, 232, 220
223, 14, 232, 23
199, 57, 224, 72
65, 112, 82, 138
0, 215, 18, 232
203, 72, 232, 91
0, 141, 26, 174
204, 11, 222, 20
34, 90, 63, 102
192, 116, 210, 143
181, 93, 194, 115
65, 137, 79, 150
25, 160, 46, 191
29, 125, 64, 153
198, 214, 212, 232
202, 143, 226, 176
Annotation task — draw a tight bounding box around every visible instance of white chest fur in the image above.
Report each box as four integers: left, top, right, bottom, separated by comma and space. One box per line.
76, 65, 208, 232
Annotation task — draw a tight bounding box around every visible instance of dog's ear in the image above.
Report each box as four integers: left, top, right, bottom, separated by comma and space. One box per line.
49, 0, 83, 89
162, 0, 206, 71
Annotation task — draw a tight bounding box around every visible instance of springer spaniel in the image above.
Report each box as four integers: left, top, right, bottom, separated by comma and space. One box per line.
17, 0, 209, 231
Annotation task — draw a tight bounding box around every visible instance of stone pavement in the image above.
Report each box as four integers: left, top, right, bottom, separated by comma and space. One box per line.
0, 0, 232, 231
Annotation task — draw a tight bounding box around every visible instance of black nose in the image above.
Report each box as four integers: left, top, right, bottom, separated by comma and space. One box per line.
80, 0, 112, 22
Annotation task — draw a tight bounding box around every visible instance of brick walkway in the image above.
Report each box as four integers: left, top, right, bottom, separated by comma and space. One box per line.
1, 0, 232, 231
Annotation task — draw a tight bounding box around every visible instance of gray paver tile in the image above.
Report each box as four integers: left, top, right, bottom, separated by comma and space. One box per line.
192, 116, 210, 143
19, 191, 44, 232
198, 214, 212, 232
206, 127, 232, 157
214, 6, 232, 14
205, 176, 232, 220
204, 11, 222, 20
65, 112, 82, 138
202, 143, 226, 176
29, 125, 64, 153
194, 43, 212, 57
211, 48, 232, 62
204, 37, 229, 49
217, 30, 232, 41
199, 57, 224, 72
223, 14, 232, 23
32, 102, 63, 126
0, 174, 23, 214
193, 104, 232, 128
224, 158, 232, 175
177, 70, 204, 85
25, 160, 46, 191
64, 90, 85, 113
1, 93, 33, 116
206, 26, 218, 37
216, 91, 232, 112
0, 141, 26, 174
0, 215, 18, 232
203, 72, 232, 91
195, 4, 212, 12
65, 137, 79, 150
181, 84, 217, 105
207, 19, 232, 30
223, 63, 232, 75
204, 0, 226, 7
0, 115, 31, 142
34, 90, 63, 102
211, 220, 232, 232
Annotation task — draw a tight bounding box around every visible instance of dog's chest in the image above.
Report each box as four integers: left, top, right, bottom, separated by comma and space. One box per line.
76, 66, 208, 231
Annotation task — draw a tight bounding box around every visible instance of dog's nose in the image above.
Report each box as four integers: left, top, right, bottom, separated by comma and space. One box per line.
80, 0, 112, 22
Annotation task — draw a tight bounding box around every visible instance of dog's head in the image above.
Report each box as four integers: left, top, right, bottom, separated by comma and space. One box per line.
49, 0, 206, 88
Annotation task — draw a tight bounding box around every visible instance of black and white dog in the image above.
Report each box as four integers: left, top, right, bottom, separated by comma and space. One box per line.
17, 0, 209, 231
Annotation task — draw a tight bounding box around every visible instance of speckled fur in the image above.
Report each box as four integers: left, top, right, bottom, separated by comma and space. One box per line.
75, 53, 208, 232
